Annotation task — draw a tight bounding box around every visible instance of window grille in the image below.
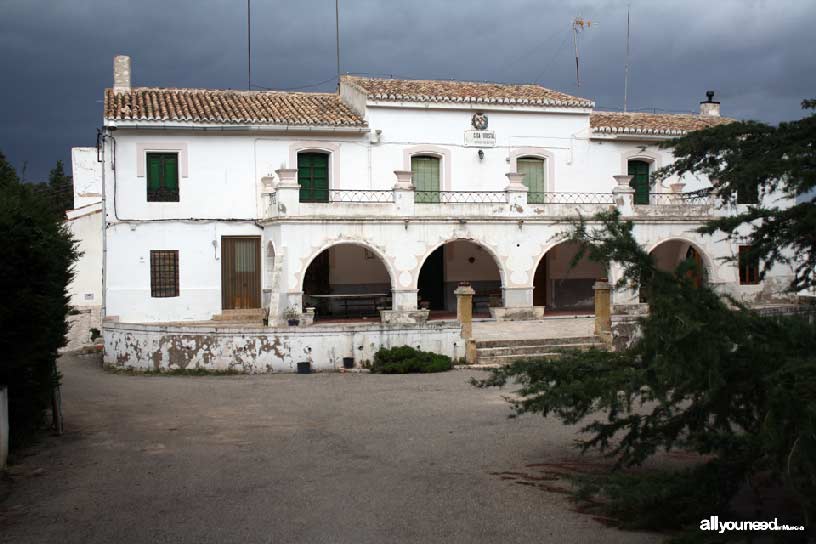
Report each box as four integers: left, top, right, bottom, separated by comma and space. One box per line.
150, 250, 180, 297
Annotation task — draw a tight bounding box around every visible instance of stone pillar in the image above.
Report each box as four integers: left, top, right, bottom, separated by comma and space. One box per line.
455, 283, 476, 363
380, 288, 429, 324
612, 175, 635, 215
275, 168, 300, 217
504, 172, 528, 209
593, 280, 612, 342
393, 170, 416, 216
261, 175, 277, 217
392, 288, 419, 311
284, 291, 303, 320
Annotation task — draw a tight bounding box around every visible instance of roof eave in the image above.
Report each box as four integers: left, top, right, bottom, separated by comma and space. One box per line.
365, 100, 594, 114
104, 120, 370, 133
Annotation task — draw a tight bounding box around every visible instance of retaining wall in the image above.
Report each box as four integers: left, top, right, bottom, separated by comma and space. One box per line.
103, 321, 463, 373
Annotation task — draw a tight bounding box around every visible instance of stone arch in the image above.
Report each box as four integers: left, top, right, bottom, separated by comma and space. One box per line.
300, 241, 395, 318
414, 237, 506, 291
646, 237, 714, 279
531, 240, 609, 311
415, 237, 506, 313
299, 239, 396, 293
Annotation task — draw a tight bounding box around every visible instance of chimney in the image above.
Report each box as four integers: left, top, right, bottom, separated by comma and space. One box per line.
699, 90, 720, 117
113, 55, 131, 93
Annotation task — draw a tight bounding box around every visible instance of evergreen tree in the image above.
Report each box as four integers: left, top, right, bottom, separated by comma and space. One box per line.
656, 99, 816, 292
0, 151, 78, 447
47, 159, 74, 217
475, 101, 816, 538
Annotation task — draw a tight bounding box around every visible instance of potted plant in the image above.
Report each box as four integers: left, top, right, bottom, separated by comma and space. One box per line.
284, 306, 300, 326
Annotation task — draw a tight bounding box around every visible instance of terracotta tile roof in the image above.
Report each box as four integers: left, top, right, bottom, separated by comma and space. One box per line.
342, 75, 594, 108
104, 87, 367, 127
590, 111, 733, 136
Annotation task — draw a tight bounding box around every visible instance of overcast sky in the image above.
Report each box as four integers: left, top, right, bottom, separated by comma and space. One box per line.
1, 0, 814, 181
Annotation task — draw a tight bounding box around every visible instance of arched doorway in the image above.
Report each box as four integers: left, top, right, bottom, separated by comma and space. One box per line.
417, 240, 502, 317
533, 241, 607, 313
302, 244, 392, 320
649, 239, 707, 288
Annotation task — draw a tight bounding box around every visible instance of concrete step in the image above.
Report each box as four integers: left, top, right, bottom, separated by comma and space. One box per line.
475, 342, 603, 357
212, 308, 266, 322
476, 352, 565, 365
474, 335, 599, 349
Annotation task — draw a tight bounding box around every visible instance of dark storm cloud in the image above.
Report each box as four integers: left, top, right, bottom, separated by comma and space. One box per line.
1, 0, 814, 181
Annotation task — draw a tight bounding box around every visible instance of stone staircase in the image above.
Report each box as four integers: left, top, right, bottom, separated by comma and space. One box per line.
211, 308, 267, 324
472, 335, 606, 366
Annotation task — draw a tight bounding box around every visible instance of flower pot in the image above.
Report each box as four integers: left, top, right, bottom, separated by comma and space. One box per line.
297, 362, 311, 374
288, 319, 300, 326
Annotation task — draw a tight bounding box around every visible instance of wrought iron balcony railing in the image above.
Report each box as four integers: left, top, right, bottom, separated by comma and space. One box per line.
327, 189, 395, 203
414, 191, 506, 204
647, 189, 712, 206
527, 192, 616, 205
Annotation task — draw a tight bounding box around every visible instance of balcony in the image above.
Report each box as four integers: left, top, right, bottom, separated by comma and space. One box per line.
262, 170, 718, 221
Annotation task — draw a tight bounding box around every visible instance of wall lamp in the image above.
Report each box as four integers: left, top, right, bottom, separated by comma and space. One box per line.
477, 149, 485, 160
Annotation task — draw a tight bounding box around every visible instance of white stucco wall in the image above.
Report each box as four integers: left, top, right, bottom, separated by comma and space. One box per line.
71, 147, 102, 209
99, 97, 797, 325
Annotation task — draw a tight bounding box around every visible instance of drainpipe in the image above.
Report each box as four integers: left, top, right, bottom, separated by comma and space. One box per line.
100, 128, 108, 321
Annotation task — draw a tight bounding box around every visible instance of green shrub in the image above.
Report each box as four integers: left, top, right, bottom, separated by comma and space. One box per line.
0, 152, 78, 448
370, 346, 452, 374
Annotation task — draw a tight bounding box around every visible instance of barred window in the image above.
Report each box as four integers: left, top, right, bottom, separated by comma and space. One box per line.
150, 250, 179, 297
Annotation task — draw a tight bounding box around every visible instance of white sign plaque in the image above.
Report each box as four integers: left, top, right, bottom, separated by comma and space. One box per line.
464, 130, 496, 148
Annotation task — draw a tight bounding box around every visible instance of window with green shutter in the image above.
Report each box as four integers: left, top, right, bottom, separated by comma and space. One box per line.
412, 155, 440, 203
627, 160, 650, 205
146, 153, 179, 202
518, 157, 546, 204
297, 152, 329, 203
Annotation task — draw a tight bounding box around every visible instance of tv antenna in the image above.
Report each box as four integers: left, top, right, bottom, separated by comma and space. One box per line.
624, 5, 631, 112
247, 0, 251, 90
571, 16, 594, 88
335, 0, 341, 89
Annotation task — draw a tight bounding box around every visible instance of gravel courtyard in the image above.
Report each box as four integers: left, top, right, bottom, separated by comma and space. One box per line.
0, 354, 660, 544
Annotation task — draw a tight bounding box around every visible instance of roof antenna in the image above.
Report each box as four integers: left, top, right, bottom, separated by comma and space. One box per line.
247, 0, 251, 90
623, 4, 630, 112
335, 0, 341, 90
572, 17, 594, 88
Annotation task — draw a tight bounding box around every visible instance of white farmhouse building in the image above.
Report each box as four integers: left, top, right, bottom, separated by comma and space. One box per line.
96, 55, 793, 372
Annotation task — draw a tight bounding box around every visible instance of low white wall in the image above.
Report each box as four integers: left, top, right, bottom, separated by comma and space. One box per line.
103, 321, 463, 373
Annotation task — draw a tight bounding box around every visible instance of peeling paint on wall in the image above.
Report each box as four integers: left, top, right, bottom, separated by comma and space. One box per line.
103, 321, 461, 373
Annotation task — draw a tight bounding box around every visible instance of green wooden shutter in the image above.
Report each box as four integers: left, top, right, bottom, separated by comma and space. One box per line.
147, 154, 162, 191
412, 156, 440, 203
518, 158, 546, 203
163, 154, 178, 190
628, 160, 650, 205
297, 153, 329, 203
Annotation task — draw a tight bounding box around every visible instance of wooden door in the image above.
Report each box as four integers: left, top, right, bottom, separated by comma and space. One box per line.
221, 237, 261, 309
297, 153, 329, 203
518, 157, 546, 204
627, 160, 650, 205
412, 156, 440, 203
